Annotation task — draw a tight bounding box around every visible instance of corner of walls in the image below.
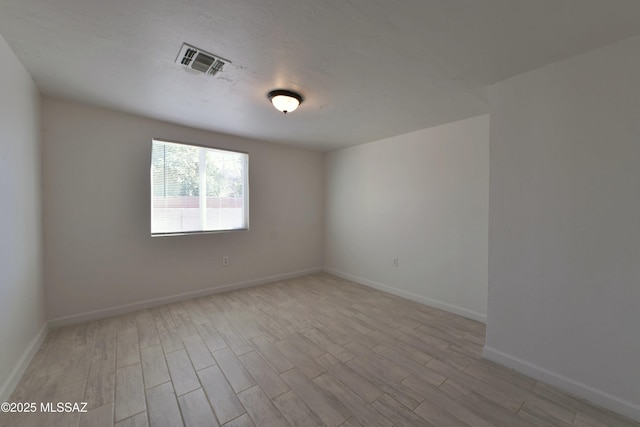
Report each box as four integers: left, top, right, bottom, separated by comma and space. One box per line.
42, 99, 324, 321
323, 115, 489, 323
486, 35, 640, 422
0, 34, 47, 401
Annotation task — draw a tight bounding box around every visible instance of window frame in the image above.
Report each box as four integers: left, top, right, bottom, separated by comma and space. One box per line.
150, 138, 250, 237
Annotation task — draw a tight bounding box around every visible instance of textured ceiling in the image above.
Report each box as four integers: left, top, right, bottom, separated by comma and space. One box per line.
2, 0, 640, 151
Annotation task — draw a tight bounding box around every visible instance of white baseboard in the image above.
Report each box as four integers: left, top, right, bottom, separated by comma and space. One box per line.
483, 346, 640, 422
49, 267, 323, 328
0, 323, 49, 403
323, 268, 486, 323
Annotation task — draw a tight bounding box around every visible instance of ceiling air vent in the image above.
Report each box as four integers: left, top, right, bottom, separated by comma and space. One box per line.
175, 43, 229, 77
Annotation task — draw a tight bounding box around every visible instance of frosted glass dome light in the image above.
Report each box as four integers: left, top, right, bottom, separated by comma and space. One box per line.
268, 89, 304, 114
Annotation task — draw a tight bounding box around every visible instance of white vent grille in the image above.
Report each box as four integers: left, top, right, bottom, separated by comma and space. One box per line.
175, 43, 229, 77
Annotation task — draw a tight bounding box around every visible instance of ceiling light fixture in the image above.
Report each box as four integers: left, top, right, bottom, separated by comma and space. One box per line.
268, 89, 304, 114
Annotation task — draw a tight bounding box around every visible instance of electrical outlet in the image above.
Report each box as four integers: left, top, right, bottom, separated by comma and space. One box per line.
222, 256, 229, 266
393, 257, 399, 267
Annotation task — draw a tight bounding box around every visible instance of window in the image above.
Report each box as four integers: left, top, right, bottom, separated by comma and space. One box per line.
151, 139, 249, 235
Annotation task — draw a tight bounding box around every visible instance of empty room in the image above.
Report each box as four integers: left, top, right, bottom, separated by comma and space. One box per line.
1, 1, 639, 426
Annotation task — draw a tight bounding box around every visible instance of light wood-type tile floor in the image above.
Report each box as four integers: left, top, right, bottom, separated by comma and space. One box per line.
2, 273, 638, 427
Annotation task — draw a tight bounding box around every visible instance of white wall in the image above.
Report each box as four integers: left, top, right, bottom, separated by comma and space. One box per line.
43, 98, 324, 323
324, 115, 489, 321
485, 36, 640, 420
0, 36, 46, 400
